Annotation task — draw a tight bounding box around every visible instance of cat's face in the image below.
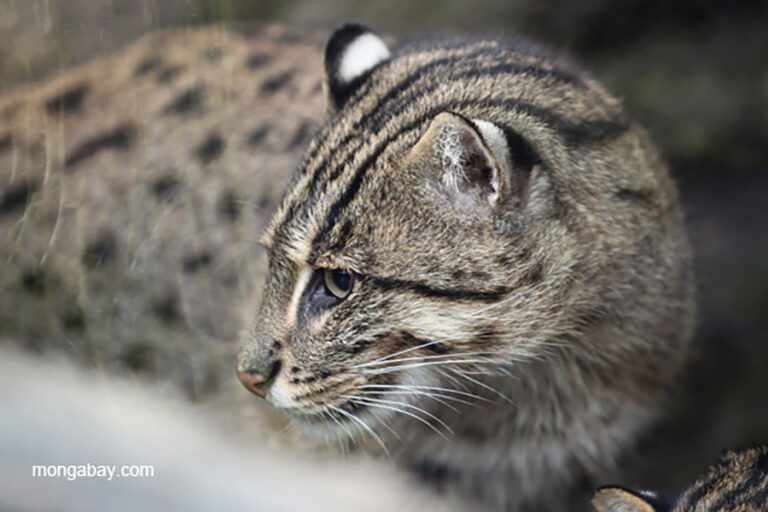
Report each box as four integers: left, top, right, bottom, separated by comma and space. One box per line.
236, 111, 547, 440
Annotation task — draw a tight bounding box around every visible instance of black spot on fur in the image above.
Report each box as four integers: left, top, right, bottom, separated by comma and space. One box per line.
272, 341, 281, 350
163, 87, 204, 115
217, 190, 240, 222
156, 65, 185, 84
151, 175, 181, 201
616, 188, 656, 204
134, 57, 161, 77
196, 132, 225, 164
21, 269, 46, 296
0, 133, 11, 152
247, 127, 269, 147
120, 344, 154, 372
287, 121, 312, 149
410, 460, 455, 487
65, 124, 136, 168
45, 84, 89, 115
402, 331, 448, 354
1, 180, 38, 216
291, 378, 300, 385
204, 47, 223, 61
347, 339, 373, 355
260, 71, 293, 94
152, 292, 180, 323
523, 263, 544, 286
182, 252, 213, 273
319, 370, 331, 379
304, 376, 316, 384
290, 366, 300, 373
62, 308, 86, 331
246, 53, 271, 69
82, 232, 117, 268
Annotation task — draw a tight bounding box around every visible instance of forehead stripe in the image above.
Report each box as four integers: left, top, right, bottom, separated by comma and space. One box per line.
276, 47, 589, 238
276, 44, 628, 252
308, 97, 627, 252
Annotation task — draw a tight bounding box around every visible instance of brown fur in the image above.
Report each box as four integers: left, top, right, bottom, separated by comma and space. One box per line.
593, 445, 768, 512
238, 26, 695, 511
0, 24, 324, 399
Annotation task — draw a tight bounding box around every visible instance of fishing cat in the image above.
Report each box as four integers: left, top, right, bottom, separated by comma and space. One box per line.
237, 23, 695, 511
593, 445, 768, 512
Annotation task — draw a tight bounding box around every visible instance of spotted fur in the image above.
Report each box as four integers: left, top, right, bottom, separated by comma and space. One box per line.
0, 24, 325, 398
236, 23, 695, 512
593, 445, 768, 512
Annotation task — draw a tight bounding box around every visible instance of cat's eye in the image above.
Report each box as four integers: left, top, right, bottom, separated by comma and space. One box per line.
323, 268, 353, 299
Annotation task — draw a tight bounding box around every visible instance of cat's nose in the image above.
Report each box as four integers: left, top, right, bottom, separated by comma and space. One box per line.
236, 360, 281, 398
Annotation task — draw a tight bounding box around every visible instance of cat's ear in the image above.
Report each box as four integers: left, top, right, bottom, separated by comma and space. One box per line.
324, 23, 390, 112
591, 486, 675, 512
407, 112, 537, 214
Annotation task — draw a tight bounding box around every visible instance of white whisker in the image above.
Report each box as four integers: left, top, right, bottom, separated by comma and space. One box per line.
363, 358, 495, 375
358, 383, 492, 402
344, 397, 450, 441
353, 388, 461, 411
326, 404, 391, 459
361, 338, 455, 366
341, 394, 452, 434
354, 386, 485, 408
352, 350, 499, 369
449, 369, 514, 404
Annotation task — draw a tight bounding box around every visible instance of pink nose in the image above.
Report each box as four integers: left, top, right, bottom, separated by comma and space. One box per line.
236, 369, 268, 398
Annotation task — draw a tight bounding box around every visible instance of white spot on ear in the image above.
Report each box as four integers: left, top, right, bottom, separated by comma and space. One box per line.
338, 33, 390, 83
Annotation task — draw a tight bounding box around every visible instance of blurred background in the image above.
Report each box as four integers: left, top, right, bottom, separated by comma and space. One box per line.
1, 0, 767, 492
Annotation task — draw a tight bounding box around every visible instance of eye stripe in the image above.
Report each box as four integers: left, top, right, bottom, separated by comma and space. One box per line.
370, 276, 511, 303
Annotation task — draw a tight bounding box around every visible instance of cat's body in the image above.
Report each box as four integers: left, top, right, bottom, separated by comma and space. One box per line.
237, 24, 695, 511
0, 24, 325, 398
593, 445, 768, 512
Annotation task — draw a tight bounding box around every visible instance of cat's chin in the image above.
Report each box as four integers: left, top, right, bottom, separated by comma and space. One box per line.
290, 413, 357, 443
290, 408, 392, 447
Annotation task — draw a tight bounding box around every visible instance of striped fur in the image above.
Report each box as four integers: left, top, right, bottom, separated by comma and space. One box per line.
238, 24, 695, 511
593, 445, 768, 512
